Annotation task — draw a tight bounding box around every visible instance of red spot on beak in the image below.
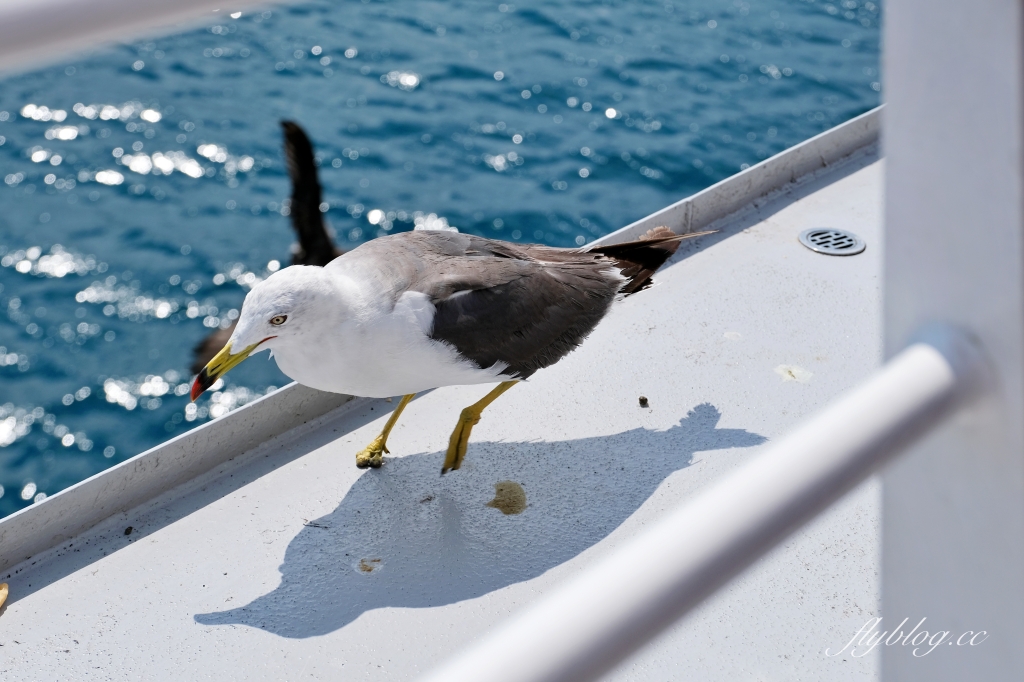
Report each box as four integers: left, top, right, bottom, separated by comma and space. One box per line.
191, 369, 213, 402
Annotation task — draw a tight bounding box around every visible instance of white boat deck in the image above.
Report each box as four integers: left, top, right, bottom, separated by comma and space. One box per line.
0, 112, 882, 680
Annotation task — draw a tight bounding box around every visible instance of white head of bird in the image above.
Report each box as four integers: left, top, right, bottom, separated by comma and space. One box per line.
191, 265, 338, 400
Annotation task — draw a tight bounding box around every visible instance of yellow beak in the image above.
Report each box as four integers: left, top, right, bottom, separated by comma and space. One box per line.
190, 340, 263, 401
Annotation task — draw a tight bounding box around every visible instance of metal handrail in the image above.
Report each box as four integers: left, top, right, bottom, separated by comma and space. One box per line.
419, 327, 984, 682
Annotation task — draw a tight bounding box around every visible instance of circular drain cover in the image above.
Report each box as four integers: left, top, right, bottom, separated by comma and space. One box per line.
798, 228, 866, 256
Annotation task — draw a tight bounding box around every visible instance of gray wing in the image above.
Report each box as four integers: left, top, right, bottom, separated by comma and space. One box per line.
374, 231, 624, 379
334, 228, 689, 378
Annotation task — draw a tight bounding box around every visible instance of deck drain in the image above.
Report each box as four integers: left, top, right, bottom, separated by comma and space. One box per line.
798, 228, 865, 256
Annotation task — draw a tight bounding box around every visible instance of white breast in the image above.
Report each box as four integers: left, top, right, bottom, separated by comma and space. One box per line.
271, 291, 507, 398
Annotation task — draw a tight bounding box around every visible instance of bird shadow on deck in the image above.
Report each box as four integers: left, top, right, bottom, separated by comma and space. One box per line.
194, 403, 765, 638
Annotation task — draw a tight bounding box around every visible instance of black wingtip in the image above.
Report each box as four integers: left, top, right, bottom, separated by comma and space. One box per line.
280, 120, 341, 267
588, 227, 717, 295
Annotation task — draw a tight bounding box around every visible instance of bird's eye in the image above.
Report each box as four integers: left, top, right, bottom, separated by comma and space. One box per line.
269, 315, 287, 326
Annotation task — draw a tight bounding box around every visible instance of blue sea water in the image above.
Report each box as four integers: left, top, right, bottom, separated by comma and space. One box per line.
0, 0, 881, 517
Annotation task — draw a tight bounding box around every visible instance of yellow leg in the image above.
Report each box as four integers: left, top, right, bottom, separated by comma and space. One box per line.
442, 381, 518, 474
356, 393, 415, 469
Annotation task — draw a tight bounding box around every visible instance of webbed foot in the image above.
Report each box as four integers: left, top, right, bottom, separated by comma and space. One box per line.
355, 434, 389, 469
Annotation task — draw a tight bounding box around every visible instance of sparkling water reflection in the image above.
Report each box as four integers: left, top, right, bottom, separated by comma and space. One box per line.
0, 0, 880, 516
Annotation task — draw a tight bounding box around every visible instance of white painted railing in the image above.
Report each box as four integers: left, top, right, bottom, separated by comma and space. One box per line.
0, 0, 240, 74
419, 327, 984, 682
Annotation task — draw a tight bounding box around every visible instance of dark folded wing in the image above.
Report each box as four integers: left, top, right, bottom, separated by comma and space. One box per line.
406, 233, 624, 379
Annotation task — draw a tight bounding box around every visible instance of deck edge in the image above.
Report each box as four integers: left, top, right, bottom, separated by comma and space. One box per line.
0, 106, 883, 575
0, 384, 353, 574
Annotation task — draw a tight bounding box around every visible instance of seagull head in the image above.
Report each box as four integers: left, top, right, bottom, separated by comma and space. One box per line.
191, 265, 333, 401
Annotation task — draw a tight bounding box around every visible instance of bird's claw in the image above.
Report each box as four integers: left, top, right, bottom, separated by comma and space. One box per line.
355, 435, 388, 469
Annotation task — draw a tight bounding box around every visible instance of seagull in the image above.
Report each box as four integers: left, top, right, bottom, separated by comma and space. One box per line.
189, 121, 343, 375
190, 226, 710, 473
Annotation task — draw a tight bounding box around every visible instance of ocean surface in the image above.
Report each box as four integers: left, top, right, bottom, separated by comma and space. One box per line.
0, 0, 881, 517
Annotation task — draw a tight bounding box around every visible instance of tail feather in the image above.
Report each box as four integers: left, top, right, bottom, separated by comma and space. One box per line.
588, 226, 714, 295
